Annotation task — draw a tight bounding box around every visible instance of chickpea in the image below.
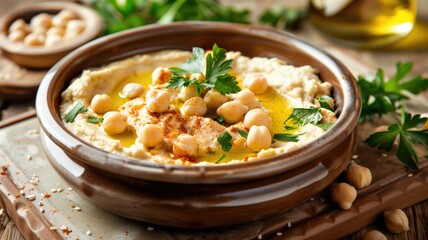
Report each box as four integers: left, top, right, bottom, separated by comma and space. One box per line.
346, 161, 372, 189
8, 30, 26, 42
138, 124, 164, 148
216, 101, 248, 124
24, 33, 45, 46
102, 112, 128, 135
204, 89, 227, 110
235, 89, 259, 110
178, 85, 198, 101
189, 73, 204, 82
243, 73, 268, 94
151, 67, 171, 85
384, 209, 409, 233
32, 26, 48, 35
52, 14, 69, 28
30, 13, 52, 29
146, 89, 170, 113
64, 29, 80, 40
246, 125, 272, 151
57, 9, 78, 21
90, 94, 114, 114
330, 183, 357, 210
45, 34, 62, 46
173, 134, 198, 157
181, 97, 207, 116
243, 109, 272, 129
9, 19, 30, 33
47, 26, 65, 36
120, 83, 144, 99
66, 19, 85, 33
320, 108, 337, 123
363, 230, 387, 240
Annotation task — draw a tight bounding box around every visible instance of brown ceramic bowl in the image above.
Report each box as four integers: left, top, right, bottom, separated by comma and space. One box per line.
36, 22, 361, 228
0, 2, 103, 69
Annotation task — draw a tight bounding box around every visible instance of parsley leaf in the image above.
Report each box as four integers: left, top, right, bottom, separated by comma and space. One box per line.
273, 133, 300, 142
217, 131, 233, 152
167, 44, 240, 96
87, 116, 104, 123
214, 116, 224, 124
63, 102, 87, 123
237, 129, 248, 139
317, 122, 335, 131
215, 154, 227, 164
260, 7, 307, 30
316, 96, 334, 112
284, 107, 323, 129
365, 113, 428, 170
358, 62, 428, 122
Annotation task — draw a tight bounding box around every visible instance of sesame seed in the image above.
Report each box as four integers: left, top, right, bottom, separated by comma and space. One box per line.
57, 188, 63, 192
408, 173, 413, 177
20, 190, 25, 195
381, 153, 388, 158
27, 155, 32, 160
0, 209, 4, 216
147, 226, 154, 231
59, 225, 67, 230
86, 230, 92, 236
257, 234, 263, 239
51, 188, 57, 193
352, 155, 358, 160
310, 197, 315, 201
50, 226, 56, 231
73, 206, 81, 211
38, 201, 44, 206
276, 232, 283, 236
26, 195, 36, 201
32, 174, 37, 177
68, 187, 73, 191
287, 222, 292, 228
40, 207, 45, 213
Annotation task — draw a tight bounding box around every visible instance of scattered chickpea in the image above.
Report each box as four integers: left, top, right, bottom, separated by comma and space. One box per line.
24, 33, 45, 46
178, 85, 198, 101
138, 124, 164, 148
330, 183, 357, 210
8, 30, 27, 42
346, 161, 372, 189
181, 97, 207, 116
243, 109, 272, 129
120, 83, 144, 99
90, 94, 114, 114
243, 73, 268, 94
320, 108, 337, 123
384, 209, 409, 233
146, 89, 171, 113
102, 112, 128, 135
30, 13, 52, 29
235, 89, 259, 110
204, 89, 227, 110
152, 67, 172, 85
217, 101, 248, 124
173, 134, 198, 157
246, 125, 272, 151
363, 230, 387, 240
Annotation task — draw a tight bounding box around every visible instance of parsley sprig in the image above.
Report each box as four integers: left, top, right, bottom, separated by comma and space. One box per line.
63, 102, 87, 123
167, 44, 240, 96
359, 62, 428, 170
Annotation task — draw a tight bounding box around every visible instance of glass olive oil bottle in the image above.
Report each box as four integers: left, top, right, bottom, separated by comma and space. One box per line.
309, 0, 417, 48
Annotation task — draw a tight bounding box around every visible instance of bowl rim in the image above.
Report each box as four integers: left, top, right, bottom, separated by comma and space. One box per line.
0, 1, 103, 55
36, 22, 361, 184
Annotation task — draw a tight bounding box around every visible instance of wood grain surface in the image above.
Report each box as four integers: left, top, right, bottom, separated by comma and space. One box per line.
1, 0, 428, 239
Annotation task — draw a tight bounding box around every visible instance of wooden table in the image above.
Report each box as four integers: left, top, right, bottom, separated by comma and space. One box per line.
1, 0, 428, 239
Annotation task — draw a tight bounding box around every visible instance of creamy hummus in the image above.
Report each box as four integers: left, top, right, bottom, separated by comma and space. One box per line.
60, 50, 336, 165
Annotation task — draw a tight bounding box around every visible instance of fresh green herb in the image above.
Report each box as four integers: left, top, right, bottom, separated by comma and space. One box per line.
92, 0, 250, 35
260, 7, 307, 30
318, 122, 335, 131
365, 112, 428, 170
214, 116, 225, 124
167, 44, 240, 96
237, 129, 248, 139
215, 154, 227, 164
63, 102, 87, 123
217, 131, 233, 152
358, 62, 428, 122
273, 133, 300, 142
284, 107, 323, 129
87, 116, 104, 123
316, 96, 334, 112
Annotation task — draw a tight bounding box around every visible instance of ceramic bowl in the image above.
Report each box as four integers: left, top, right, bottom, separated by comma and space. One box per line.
36, 22, 361, 228
0, 2, 103, 69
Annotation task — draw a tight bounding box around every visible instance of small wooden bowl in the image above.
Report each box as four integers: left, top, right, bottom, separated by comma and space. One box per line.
0, 2, 103, 69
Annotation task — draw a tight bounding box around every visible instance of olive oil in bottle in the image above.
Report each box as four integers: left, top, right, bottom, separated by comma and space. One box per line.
309, 0, 417, 48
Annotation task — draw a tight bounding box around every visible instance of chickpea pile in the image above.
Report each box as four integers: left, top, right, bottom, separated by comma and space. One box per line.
7, 9, 85, 47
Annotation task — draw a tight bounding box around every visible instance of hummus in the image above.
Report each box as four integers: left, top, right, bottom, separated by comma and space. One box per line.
60, 49, 336, 165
